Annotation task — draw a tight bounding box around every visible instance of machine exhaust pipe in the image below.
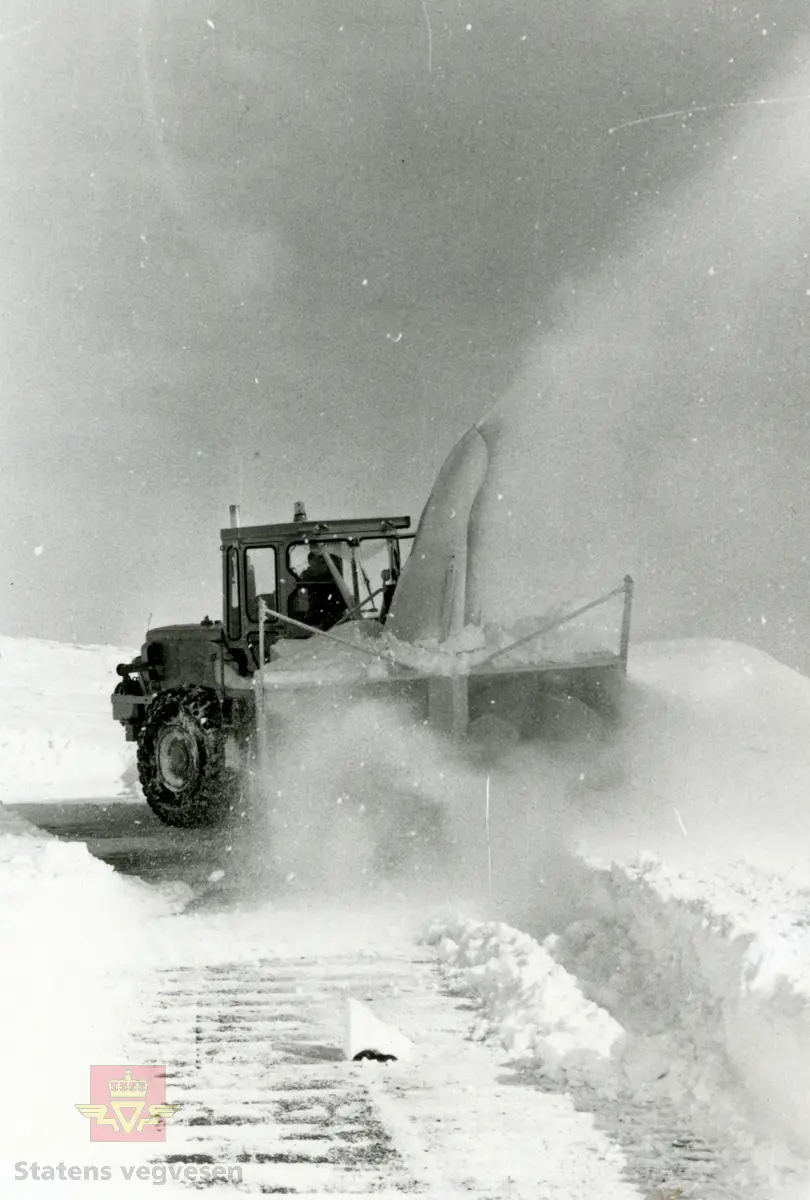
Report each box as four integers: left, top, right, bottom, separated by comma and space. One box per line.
229, 504, 241, 528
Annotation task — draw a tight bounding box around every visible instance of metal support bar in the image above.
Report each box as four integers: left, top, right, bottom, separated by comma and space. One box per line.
427, 676, 469, 738
318, 547, 355, 610
256, 599, 268, 787
619, 574, 634, 665
477, 582, 629, 667
335, 584, 386, 625
256, 605, 413, 669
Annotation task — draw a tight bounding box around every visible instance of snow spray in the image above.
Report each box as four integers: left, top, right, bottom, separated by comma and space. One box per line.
464, 40, 810, 673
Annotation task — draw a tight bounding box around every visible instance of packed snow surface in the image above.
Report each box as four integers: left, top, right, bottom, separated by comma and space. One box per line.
0, 803, 643, 1198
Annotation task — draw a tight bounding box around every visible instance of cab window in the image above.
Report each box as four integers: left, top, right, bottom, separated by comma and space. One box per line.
245, 546, 278, 621
226, 547, 241, 639
287, 541, 349, 629
286, 537, 404, 623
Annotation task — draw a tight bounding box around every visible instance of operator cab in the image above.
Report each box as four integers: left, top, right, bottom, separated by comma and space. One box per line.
221, 506, 412, 668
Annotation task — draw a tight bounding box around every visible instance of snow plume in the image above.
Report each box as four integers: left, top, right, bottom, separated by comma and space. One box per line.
466, 40, 810, 673
242, 683, 601, 920
572, 638, 810, 882
245, 690, 475, 895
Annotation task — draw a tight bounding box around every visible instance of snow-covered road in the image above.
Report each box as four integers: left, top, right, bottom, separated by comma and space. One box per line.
1, 794, 802, 1198
0, 799, 644, 1198
8, 800, 227, 886
129, 901, 647, 1198
2, 634, 810, 1197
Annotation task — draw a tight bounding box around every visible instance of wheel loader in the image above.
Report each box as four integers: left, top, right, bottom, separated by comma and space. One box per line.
112, 427, 633, 829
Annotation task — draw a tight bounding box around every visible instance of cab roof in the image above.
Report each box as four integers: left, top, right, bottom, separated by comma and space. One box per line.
221, 515, 411, 547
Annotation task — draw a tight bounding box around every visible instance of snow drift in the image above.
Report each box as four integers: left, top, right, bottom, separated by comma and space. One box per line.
0, 803, 188, 1192
0, 635, 137, 801
426, 638, 810, 1191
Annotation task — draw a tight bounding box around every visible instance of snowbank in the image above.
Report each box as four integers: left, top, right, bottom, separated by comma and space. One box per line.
429, 900, 809, 1195
426, 640, 810, 1189
562, 638, 810, 1157
428, 917, 624, 1081
0, 635, 137, 801
564, 855, 810, 1158
0, 804, 189, 1194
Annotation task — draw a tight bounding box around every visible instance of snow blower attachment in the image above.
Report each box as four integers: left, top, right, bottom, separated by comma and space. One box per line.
112, 428, 633, 829
254, 426, 632, 756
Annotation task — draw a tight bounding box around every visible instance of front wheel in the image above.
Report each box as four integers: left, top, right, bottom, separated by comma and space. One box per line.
137, 688, 241, 828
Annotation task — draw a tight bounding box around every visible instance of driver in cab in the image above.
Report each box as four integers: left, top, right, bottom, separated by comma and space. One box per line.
298, 545, 347, 629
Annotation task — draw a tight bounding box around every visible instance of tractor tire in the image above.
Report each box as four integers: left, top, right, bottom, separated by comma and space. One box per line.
137, 687, 241, 829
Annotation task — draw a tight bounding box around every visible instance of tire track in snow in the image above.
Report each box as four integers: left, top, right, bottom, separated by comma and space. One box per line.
516, 1065, 753, 1200
132, 959, 422, 1194
124, 924, 642, 1198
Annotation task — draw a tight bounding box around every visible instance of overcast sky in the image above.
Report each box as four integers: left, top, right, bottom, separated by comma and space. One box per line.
4, 0, 810, 665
